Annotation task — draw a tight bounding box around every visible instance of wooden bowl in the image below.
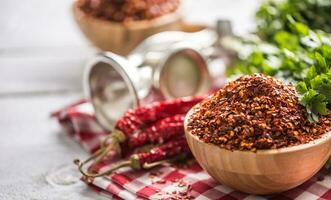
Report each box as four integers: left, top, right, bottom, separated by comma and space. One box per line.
184, 105, 331, 194
73, 1, 182, 56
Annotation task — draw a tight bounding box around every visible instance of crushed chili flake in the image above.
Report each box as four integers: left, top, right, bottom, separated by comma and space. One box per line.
187, 74, 331, 151
149, 170, 162, 177
153, 178, 193, 200
78, 0, 179, 22
156, 179, 167, 184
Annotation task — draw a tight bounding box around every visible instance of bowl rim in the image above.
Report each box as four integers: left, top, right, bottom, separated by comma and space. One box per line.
73, 1, 182, 30
184, 105, 331, 155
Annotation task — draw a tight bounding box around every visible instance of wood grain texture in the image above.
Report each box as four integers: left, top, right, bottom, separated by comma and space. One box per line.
73, 2, 182, 56
184, 106, 331, 194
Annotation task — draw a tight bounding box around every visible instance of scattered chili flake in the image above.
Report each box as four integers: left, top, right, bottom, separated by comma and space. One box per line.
149, 171, 162, 177
171, 178, 180, 183
177, 180, 187, 187
187, 74, 331, 151
162, 183, 193, 200
78, 0, 180, 22
156, 179, 167, 184
187, 184, 192, 191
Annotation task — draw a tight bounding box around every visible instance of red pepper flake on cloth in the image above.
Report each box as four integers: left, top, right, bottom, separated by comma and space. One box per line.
151, 178, 194, 200
78, 0, 180, 22
187, 74, 331, 151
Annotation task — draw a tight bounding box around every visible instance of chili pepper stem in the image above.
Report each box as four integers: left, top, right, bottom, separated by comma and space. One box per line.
75, 152, 189, 179
142, 153, 188, 168
73, 131, 126, 178
90, 145, 112, 169
142, 158, 173, 169
75, 159, 131, 178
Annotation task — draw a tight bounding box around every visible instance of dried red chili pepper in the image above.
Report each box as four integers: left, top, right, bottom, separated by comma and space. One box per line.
75, 137, 190, 178
115, 96, 204, 137
134, 136, 189, 167
127, 114, 185, 149
75, 97, 203, 175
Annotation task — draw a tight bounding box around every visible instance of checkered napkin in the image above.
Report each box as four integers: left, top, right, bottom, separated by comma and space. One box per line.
53, 100, 331, 200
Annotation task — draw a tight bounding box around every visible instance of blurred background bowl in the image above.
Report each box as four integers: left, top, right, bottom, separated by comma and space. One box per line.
73, 1, 183, 56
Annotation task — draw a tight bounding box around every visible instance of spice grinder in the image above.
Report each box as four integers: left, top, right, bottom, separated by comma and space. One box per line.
85, 22, 233, 130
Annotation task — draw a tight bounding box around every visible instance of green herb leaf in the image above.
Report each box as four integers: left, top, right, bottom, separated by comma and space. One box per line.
296, 82, 308, 94
290, 22, 310, 36
228, 0, 331, 122
274, 31, 299, 51
314, 52, 328, 74
310, 74, 331, 101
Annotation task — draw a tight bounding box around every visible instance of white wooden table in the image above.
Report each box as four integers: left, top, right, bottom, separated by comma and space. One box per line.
0, 1, 259, 199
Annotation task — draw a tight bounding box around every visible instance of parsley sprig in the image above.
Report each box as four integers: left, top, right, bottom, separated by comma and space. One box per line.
227, 21, 331, 122
256, 0, 331, 41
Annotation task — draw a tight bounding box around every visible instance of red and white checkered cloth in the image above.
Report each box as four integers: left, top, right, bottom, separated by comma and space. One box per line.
53, 100, 331, 200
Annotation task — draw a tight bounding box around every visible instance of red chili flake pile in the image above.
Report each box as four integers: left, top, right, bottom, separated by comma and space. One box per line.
187, 74, 331, 151
78, 0, 180, 22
